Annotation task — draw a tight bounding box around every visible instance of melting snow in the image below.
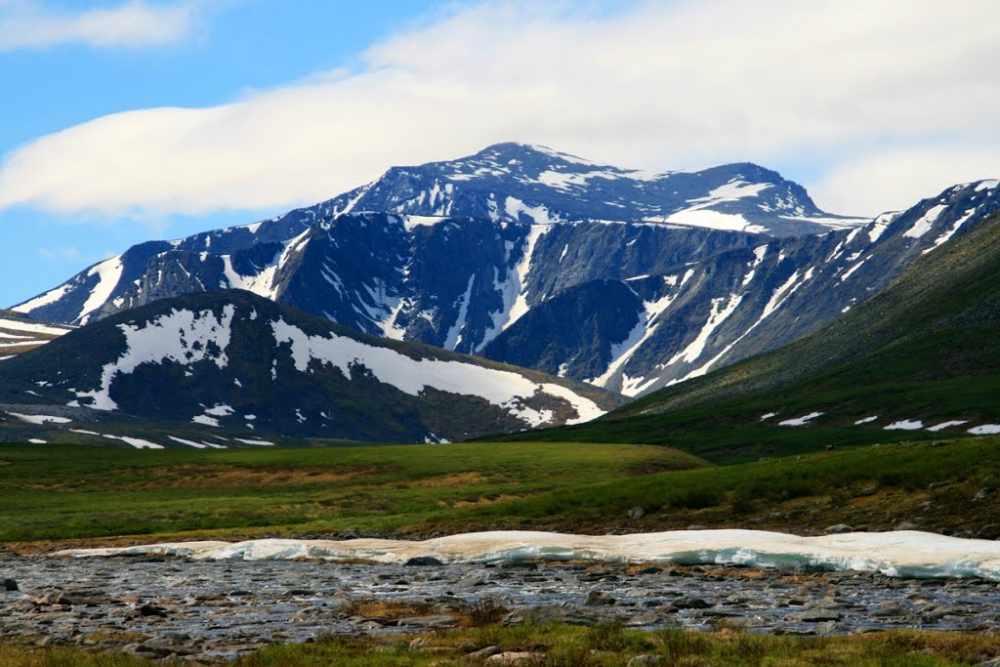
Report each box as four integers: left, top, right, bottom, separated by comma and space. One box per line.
54, 529, 1000, 580
969, 425, 1000, 435
885, 420, 924, 431
234, 438, 275, 446
271, 319, 603, 427
76, 306, 236, 411
78, 256, 124, 325
779, 412, 824, 427
903, 204, 948, 240
6, 412, 71, 425
12, 283, 74, 315
854, 416, 879, 425
759, 412, 777, 421
926, 420, 968, 432
924, 208, 977, 254
101, 434, 164, 450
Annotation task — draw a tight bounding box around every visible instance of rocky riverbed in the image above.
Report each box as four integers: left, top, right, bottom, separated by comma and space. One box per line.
2, 556, 1000, 662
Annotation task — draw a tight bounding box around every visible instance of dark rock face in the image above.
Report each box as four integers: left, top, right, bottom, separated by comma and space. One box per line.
485, 180, 1000, 394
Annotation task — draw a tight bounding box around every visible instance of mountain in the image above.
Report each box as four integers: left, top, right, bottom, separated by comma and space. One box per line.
0, 310, 71, 359
497, 204, 1000, 461
484, 179, 1000, 394
0, 291, 616, 444
11, 144, 858, 329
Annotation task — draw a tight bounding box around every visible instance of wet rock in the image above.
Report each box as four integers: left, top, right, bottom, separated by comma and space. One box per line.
792, 608, 842, 623
3, 578, 18, 592
872, 601, 906, 617
672, 597, 712, 610
628, 657, 664, 667
136, 603, 168, 618
485, 652, 544, 665
824, 524, 853, 534
397, 614, 457, 628
405, 556, 445, 567
585, 591, 616, 606
467, 645, 502, 659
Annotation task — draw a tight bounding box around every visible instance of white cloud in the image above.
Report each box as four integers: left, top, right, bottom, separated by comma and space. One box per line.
812, 147, 1000, 216
0, 0, 196, 50
0, 0, 998, 219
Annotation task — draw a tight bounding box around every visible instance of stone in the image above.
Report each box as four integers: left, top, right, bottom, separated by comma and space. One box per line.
585, 590, 616, 606
628, 657, 664, 667
485, 652, 543, 665
672, 597, 712, 610
3, 578, 18, 592
626, 506, 645, 520
824, 524, 854, 534
136, 603, 169, 618
895, 521, 919, 531
405, 556, 445, 567
793, 608, 842, 623
467, 645, 502, 659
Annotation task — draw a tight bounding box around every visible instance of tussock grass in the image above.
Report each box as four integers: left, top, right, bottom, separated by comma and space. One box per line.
4, 624, 994, 666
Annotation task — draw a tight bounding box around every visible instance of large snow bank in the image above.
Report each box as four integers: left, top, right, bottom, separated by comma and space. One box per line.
53, 529, 1000, 580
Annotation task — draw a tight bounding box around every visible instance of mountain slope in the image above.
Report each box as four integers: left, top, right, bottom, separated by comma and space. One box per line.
0, 310, 71, 359
0, 291, 617, 444
497, 205, 1000, 460
484, 180, 1000, 394
11, 144, 856, 329
327, 143, 862, 236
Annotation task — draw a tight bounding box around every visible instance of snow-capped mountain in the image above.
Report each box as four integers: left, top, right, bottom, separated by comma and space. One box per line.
327, 143, 864, 237
0, 291, 616, 443
0, 310, 71, 360
11, 143, 859, 328
12, 146, 988, 401
484, 179, 1000, 394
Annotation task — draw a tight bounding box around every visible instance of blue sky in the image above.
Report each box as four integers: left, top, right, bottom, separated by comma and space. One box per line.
0, 0, 456, 305
1, 0, 998, 307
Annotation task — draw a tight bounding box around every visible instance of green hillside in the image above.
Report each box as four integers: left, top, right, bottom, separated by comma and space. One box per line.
496, 213, 1000, 463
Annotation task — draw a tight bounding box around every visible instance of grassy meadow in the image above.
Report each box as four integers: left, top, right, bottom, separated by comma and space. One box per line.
2, 434, 1000, 549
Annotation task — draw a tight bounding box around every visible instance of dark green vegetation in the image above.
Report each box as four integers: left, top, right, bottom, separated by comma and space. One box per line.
500, 213, 1000, 463
2, 622, 999, 666
3, 434, 1000, 548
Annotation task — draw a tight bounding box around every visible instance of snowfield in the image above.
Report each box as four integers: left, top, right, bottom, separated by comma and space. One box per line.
55, 529, 1000, 580
271, 318, 603, 427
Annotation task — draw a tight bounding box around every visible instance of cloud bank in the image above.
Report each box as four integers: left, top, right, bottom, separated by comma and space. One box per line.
0, 0, 196, 50
1, 0, 998, 218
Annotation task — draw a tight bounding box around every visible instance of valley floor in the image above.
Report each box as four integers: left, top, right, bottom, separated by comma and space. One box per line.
2, 439, 1000, 665
2, 437, 999, 550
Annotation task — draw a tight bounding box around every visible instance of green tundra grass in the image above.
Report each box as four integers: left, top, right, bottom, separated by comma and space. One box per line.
2, 435, 999, 548
2, 623, 999, 666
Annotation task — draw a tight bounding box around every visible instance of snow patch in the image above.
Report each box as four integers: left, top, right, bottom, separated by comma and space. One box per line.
270, 319, 603, 428
6, 412, 71, 425
78, 256, 124, 325
76, 306, 236, 411
54, 529, 1000, 581
903, 204, 948, 240
779, 412, 824, 427
885, 419, 924, 431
